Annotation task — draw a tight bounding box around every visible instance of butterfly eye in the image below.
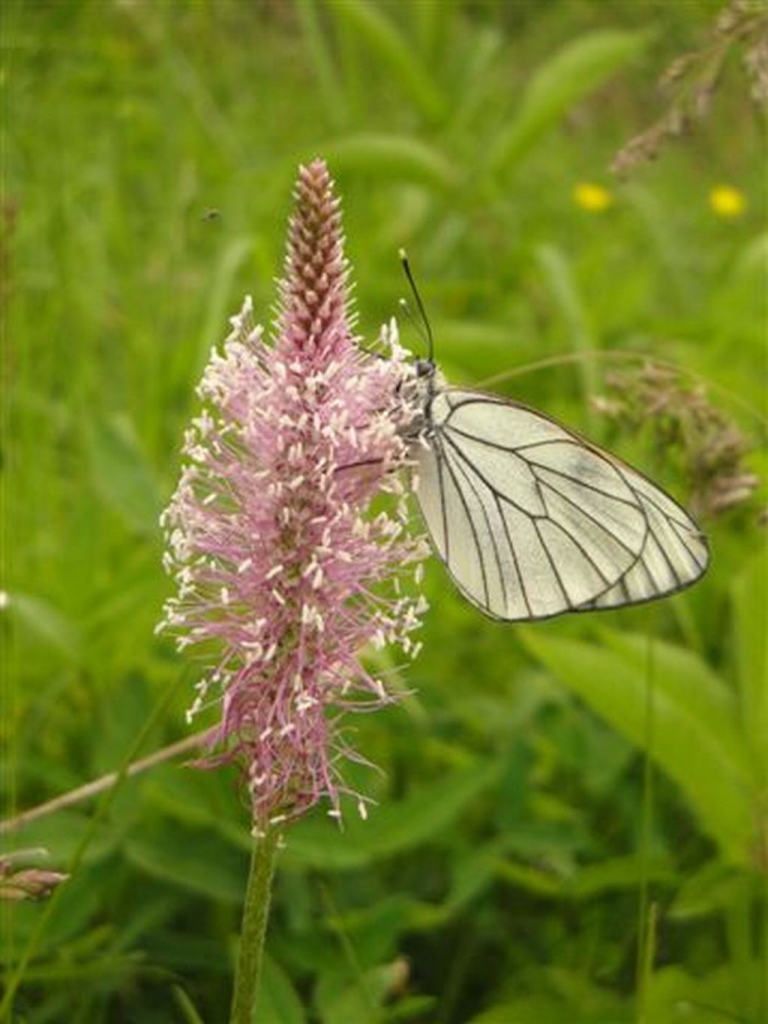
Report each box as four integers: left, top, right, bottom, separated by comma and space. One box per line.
414, 359, 435, 379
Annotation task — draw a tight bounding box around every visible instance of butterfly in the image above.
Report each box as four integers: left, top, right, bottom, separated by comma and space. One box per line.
399, 253, 709, 622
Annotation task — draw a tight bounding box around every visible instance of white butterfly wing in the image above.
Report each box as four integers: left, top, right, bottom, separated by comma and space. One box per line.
413, 389, 709, 621
575, 473, 709, 610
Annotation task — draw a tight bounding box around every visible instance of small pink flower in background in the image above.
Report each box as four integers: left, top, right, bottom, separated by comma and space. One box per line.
0, 850, 69, 901
159, 160, 427, 833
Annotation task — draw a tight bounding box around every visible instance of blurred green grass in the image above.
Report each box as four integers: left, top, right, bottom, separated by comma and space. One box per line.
2, 2, 766, 1022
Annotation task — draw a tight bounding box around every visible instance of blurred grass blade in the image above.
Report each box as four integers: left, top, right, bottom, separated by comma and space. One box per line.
625, 184, 693, 303
328, 0, 447, 124
295, 0, 349, 130
637, 900, 658, 1024
7, 592, 82, 658
320, 133, 458, 191
519, 629, 755, 863
130, 5, 241, 162
408, 0, 459, 60
86, 415, 162, 535
171, 986, 206, 1024
196, 235, 255, 373
732, 232, 768, 280
731, 550, 768, 781
535, 244, 599, 421
445, 25, 503, 141
486, 29, 649, 175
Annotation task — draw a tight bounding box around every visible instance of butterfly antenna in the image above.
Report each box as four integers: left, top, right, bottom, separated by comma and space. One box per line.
398, 297, 430, 352
399, 248, 434, 363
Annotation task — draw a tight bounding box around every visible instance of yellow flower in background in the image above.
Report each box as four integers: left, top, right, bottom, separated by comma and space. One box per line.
709, 185, 746, 219
573, 182, 613, 213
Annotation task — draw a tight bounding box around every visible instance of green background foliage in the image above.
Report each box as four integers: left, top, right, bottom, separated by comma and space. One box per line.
2, 1, 766, 1022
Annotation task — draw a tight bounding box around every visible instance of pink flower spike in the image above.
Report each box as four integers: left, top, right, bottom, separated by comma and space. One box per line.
160, 160, 428, 834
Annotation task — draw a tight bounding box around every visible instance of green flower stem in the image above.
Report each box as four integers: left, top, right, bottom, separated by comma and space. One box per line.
230, 828, 281, 1024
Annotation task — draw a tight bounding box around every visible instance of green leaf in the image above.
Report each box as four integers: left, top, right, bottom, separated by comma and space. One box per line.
254, 955, 307, 1024
86, 414, 162, 534
563, 855, 677, 899
669, 860, 748, 920
486, 29, 649, 174
283, 760, 502, 871
141, 764, 243, 834
406, 839, 508, 931
605, 632, 753, 783
328, 0, 446, 124
644, 964, 753, 1024
493, 858, 562, 897
125, 822, 246, 902
519, 630, 755, 863
316, 960, 406, 1024
468, 1000, 569, 1024
332, 896, 413, 966
468, 983, 628, 1024
318, 133, 458, 192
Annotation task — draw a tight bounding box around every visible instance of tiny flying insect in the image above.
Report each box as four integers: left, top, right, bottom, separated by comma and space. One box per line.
398, 251, 709, 622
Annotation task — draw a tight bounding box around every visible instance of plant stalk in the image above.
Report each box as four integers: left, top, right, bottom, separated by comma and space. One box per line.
230, 828, 281, 1024
0, 729, 216, 836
